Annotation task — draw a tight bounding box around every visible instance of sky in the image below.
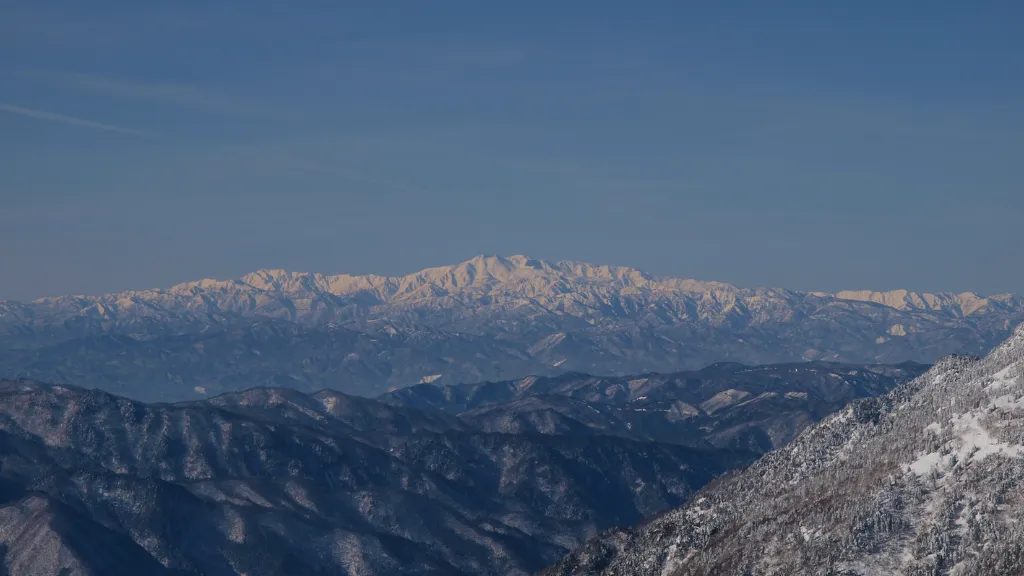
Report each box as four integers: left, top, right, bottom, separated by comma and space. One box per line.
1, 1, 1022, 300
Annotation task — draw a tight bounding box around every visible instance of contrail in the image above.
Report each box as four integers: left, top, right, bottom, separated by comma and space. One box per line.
0, 102, 149, 136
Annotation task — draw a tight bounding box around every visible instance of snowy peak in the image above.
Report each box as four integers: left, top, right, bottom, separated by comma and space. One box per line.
150, 255, 738, 307
834, 288, 1016, 317
363, 254, 667, 298
239, 269, 311, 291
984, 322, 1024, 367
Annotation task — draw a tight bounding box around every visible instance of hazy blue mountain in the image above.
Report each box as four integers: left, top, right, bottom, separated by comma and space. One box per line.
381, 361, 928, 453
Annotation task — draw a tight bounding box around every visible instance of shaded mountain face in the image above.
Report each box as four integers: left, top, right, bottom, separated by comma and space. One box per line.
381, 361, 929, 453
0, 380, 754, 575
0, 255, 1019, 399
544, 325, 1024, 576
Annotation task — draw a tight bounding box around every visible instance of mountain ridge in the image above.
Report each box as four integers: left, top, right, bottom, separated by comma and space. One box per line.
7, 255, 1013, 316
379, 360, 929, 453
1, 255, 1021, 399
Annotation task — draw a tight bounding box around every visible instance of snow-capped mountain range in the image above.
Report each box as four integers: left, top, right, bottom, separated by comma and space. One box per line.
4, 255, 1018, 327
1, 255, 1021, 399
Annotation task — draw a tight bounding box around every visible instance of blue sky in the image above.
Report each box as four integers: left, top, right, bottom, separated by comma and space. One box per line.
1, 1, 1022, 300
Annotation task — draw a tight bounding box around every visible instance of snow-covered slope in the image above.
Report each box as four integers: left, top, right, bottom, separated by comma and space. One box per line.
544, 324, 1024, 575
1, 255, 1022, 398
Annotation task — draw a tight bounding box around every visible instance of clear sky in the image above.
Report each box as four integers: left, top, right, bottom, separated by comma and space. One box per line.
2, 1, 1022, 300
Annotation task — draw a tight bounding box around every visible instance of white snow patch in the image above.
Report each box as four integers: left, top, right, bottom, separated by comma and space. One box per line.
951, 411, 1024, 462
660, 544, 681, 576
419, 374, 442, 384
517, 376, 538, 390
628, 378, 649, 390
908, 451, 948, 475
223, 508, 247, 543
700, 389, 750, 414
991, 394, 1024, 411
888, 324, 907, 337
907, 410, 1024, 476
800, 526, 822, 542
833, 408, 853, 424
986, 365, 1019, 391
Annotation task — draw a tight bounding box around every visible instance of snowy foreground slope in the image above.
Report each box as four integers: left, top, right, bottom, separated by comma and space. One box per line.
544, 325, 1024, 575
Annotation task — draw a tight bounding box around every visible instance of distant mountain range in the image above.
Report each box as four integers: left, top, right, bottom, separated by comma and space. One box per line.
544, 325, 1024, 575
0, 357, 922, 575
1, 255, 1019, 400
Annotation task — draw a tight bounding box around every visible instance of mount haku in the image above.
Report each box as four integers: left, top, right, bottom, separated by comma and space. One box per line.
1, 255, 1020, 400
